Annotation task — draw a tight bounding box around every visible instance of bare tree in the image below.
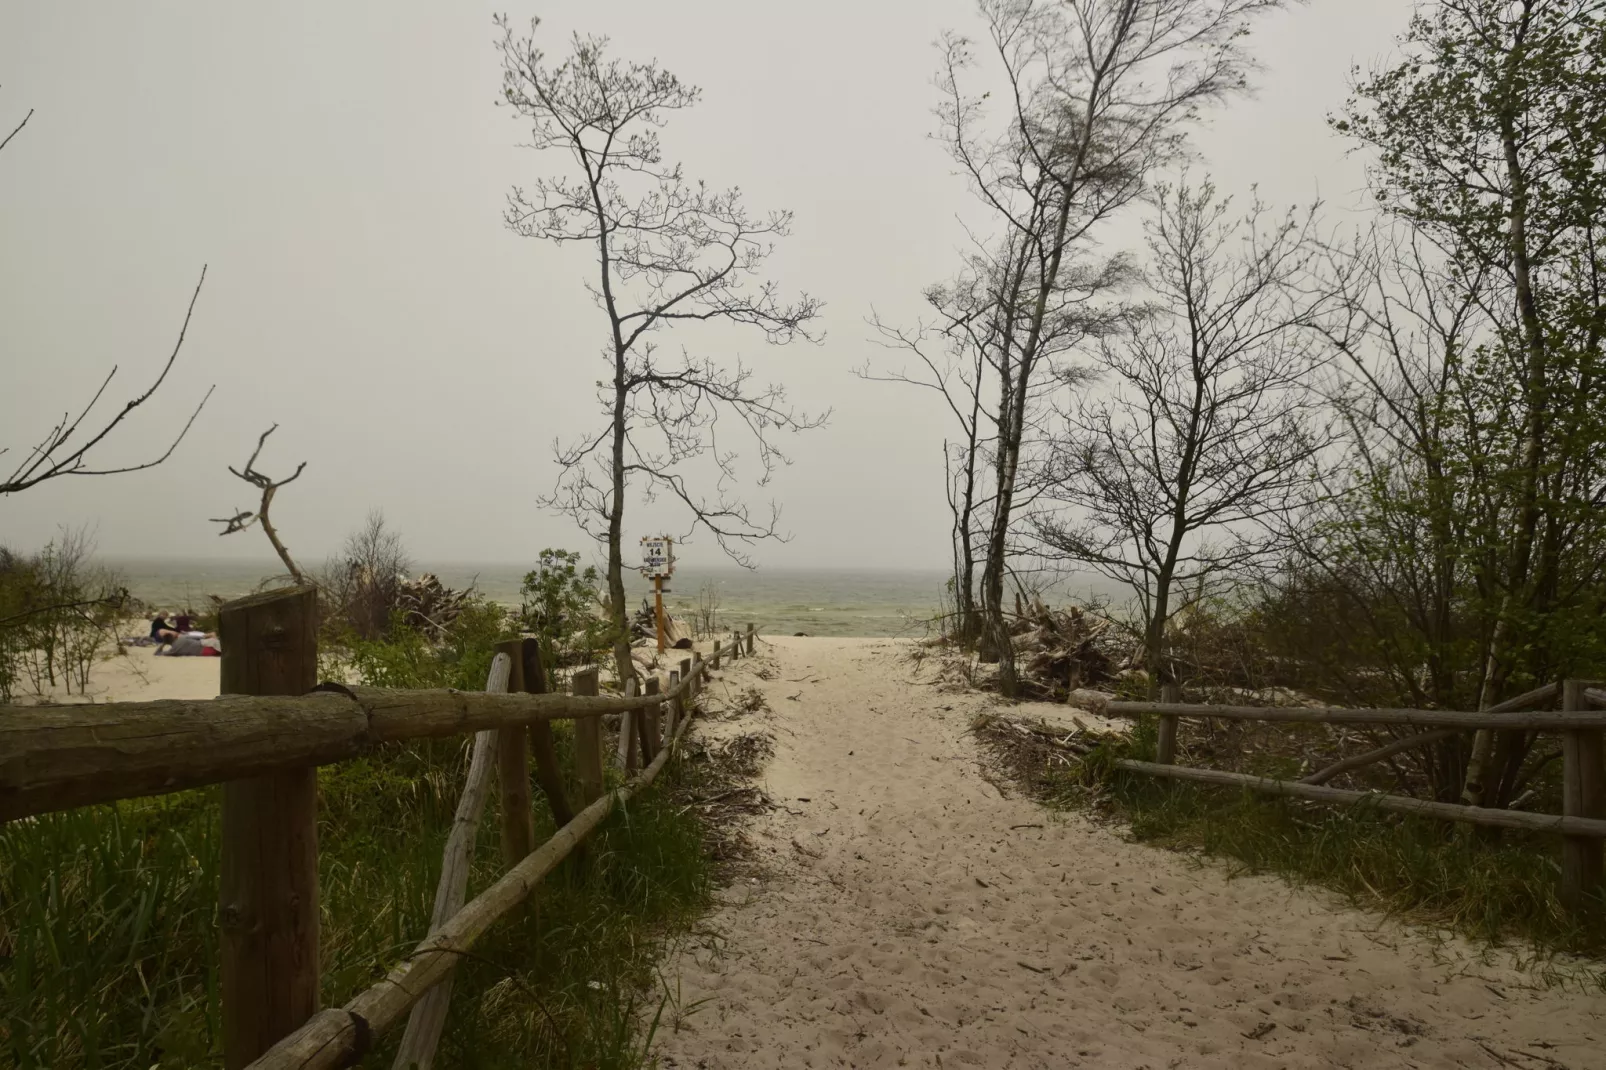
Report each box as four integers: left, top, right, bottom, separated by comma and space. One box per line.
497, 17, 823, 686
1, 99, 213, 498
929, 0, 1287, 696
1035, 180, 1326, 694
317, 511, 413, 641
211, 425, 308, 584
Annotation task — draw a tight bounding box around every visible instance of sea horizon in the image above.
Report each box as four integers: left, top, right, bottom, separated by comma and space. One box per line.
102, 555, 960, 639
100, 555, 1128, 639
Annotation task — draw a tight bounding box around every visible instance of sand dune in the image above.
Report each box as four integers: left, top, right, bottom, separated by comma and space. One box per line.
657, 636, 1604, 1069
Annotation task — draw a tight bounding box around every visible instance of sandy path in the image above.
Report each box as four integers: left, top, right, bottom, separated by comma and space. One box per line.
657, 637, 1604, 1070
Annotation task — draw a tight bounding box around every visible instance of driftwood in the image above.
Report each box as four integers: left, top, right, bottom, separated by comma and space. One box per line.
0, 674, 707, 821
1012, 599, 1118, 691
246, 673, 702, 1070
1117, 759, 1606, 838
390, 654, 510, 1070
396, 574, 473, 638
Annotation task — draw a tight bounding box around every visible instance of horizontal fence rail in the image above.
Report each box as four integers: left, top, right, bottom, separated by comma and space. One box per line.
0, 675, 706, 821
1080, 677, 1606, 916
0, 585, 754, 1068
1104, 704, 1606, 732
1115, 759, 1606, 838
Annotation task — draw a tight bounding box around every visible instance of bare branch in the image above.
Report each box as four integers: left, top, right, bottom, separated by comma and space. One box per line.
1, 267, 214, 496
0, 107, 32, 155
213, 424, 308, 584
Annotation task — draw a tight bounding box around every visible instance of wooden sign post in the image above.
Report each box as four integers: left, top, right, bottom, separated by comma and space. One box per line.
640, 535, 674, 653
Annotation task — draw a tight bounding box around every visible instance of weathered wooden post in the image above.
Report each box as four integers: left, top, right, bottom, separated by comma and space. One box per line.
730, 629, 742, 661
691, 652, 703, 704
677, 657, 693, 732
572, 668, 605, 807
218, 586, 320, 1069
712, 639, 722, 670
520, 639, 574, 829
641, 677, 660, 763
494, 639, 536, 867
1562, 679, 1604, 914
1156, 682, 1182, 766
667, 670, 682, 739
745, 622, 756, 655
617, 677, 641, 772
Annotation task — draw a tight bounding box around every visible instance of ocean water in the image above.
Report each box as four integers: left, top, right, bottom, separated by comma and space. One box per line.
105, 557, 955, 639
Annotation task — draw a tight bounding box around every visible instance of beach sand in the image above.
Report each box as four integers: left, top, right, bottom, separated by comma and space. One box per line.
656, 636, 1604, 1069
17, 640, 220, 705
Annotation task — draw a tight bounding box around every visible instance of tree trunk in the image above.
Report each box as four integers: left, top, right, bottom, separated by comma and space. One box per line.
606, 383, 633, 690
1145, 568, 1175, 701
1465, 24, 1548, 808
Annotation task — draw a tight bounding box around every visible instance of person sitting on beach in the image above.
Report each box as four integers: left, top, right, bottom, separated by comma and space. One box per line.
149, 613, 184, 651
174, 612, 194, 633
161, 630, 220, 656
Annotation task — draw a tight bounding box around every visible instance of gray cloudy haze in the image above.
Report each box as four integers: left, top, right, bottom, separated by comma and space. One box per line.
1, 0, 1408, 572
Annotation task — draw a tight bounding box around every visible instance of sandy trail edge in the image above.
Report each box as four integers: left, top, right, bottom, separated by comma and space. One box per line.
655, 636, 1604, 1070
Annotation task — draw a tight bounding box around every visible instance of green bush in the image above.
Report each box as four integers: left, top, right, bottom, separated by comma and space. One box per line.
519, 549, 613, 688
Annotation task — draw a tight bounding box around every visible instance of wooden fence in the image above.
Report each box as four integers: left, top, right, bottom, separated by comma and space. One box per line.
0, 586, 763, 1069
1097, 680, 1606, 913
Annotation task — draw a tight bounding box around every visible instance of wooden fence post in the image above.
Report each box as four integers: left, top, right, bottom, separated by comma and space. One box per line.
691, 652, 703, 702
494, 639, 535, 867
731, 629, 742, 660
520, 639, 574, 830
617, 677, 640, 772
572, 668, 604, 807
1156, 682, 1181, 766
712, 639, 722, 670
667, 670, 682, 739
1562, 679, 1604, 914
745, 622, 755, 655
219, 586, 320, 1069
641, 677, 660, 763
677, 657, 692, 730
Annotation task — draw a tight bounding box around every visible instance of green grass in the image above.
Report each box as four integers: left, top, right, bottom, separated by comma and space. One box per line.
976, 713, 1606, 990
0, 725, 713, 1069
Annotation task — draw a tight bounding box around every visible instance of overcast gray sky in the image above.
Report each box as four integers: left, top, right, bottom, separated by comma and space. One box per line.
0, 1, 1409, 571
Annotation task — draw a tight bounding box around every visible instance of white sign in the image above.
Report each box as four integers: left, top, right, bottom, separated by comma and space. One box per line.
640, 535, 674, 578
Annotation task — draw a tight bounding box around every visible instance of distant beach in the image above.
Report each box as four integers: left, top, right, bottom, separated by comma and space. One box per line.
103, 558, 1129, 640
105, 558, 950, 639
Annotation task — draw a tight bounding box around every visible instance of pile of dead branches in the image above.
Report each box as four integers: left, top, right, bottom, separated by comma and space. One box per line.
1007, 596, 1133, 697
971, 712, 1122, 800
396, 573, 472, 637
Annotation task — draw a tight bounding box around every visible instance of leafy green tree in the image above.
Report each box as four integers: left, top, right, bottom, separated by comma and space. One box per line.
519, 549, 611, 689
1327, 0, 1606, 805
